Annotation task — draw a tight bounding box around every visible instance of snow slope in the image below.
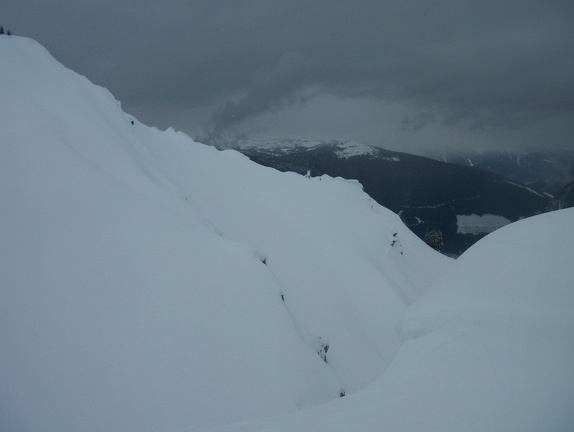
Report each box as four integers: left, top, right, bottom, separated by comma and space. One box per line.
210, 208, 574, 432
0, 37, 450, 432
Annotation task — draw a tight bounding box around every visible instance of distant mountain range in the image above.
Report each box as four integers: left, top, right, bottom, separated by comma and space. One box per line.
235, 140, 551, 256
547, 180, 574, 211
429, 149, 574, 196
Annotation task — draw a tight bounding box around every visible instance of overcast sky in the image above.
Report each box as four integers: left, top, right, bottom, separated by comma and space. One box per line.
4, 0, 574, 154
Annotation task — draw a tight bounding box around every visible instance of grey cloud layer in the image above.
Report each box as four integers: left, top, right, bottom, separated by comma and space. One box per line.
5, 0, 574, 149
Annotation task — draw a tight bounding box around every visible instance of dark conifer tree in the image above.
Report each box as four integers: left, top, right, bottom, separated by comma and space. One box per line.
424, 229, 444, 252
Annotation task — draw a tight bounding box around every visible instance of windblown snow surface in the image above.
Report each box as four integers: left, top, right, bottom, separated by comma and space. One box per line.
1, 37, 573, 432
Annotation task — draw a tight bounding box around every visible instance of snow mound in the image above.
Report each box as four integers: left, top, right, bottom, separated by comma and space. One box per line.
405, 208, 574, 331
0, 36, 450, 432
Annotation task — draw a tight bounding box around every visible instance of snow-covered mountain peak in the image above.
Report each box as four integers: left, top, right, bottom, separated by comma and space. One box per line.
234, 137, 383, 159
235, 137, 326, 152
332, 141, 377, 158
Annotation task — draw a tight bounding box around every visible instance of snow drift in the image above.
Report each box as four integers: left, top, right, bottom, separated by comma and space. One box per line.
0, 36, 450, 432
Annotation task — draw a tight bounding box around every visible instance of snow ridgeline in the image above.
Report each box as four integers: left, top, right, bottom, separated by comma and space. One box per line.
0, 37, 449, 432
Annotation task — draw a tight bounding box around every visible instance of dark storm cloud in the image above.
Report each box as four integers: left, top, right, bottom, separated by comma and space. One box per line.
4, 0, 574, 149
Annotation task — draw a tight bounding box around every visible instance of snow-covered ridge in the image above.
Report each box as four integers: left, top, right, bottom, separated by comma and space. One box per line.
236, 137, 326, 152
332, 141, 377, 158
235, 138, 399, 160
0, 36, 448, 432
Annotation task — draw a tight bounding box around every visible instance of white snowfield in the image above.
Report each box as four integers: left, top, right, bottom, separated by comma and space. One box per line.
456, 213, 512, 235
1, 37, 572, 432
